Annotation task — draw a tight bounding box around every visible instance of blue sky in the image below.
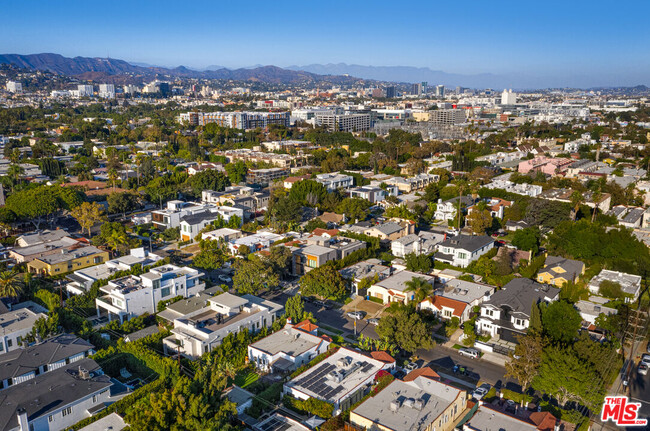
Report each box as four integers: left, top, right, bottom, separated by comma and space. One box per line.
1, 0, 649, 85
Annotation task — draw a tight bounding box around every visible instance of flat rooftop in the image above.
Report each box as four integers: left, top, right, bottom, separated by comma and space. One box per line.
249, 326, 324, 357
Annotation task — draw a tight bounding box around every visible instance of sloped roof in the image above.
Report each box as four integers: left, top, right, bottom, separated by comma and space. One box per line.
424, 295, 467, 317
403, 366, 440, 382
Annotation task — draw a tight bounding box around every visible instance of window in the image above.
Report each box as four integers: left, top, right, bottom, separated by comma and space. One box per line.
458, 252, 467, 260
94, 256, 103, 264
7, 339, 12, 348
161, 287, 170, 297
62, 407, 72, 417
49, 415, 54, 423
93, 394, 97, 403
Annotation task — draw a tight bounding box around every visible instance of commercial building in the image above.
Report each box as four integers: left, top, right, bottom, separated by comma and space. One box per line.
95, 265, 205, 323
163, 293, 283, 359
283, 347, 394, 415
350, 375, 467, 431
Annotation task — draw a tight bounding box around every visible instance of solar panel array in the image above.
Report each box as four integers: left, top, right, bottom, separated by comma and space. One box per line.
293, 361, 375, 400
257, 416, 292, 431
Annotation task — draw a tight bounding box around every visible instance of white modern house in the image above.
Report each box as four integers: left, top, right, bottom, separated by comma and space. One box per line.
434, 235, 494, 268
163, 293, 283, 359
228, 232, 285, 255
391, 231, 444, 258
349, 186, 386, 203
248, 321, 330, 373
587, 269, 642, 302
315, 173, 354, 192
95, 265, 205, 323
66, 248, 163, 295
179, 206, 244, 241
283, 347, 394, 415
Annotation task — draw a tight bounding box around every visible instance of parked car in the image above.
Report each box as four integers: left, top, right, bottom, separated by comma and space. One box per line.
458, 348, 480, 359
641, 354, 650, 367
314, 300, 327, 308
367, 318, 380, 326
638, 363, 648, 376
347, 311, 365, 320
217, 275, 232, 283
472, 384, 491, 400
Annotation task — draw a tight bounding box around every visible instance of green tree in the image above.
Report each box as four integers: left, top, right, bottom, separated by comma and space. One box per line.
0, 270, 23, 299
335, 197, 371, 223
512, 227, 541, 255
404, 276, 433, 303
404, 253, 432, 273
70, 201, 106, 236
185, 170, 230, 197
266, 246, 292, 280
505, 334, 543, 405
376, 306, 433, 353
597, 280, 624, 299
466, 208, 492, 235
541, 301, 582, 344
570, 190, 585, 221
299, 265, 347, 299
107, 192, 139, 216
285, 294, 306, 323
224, 160, 248, 184
288, 180, 327, 206
233, 256, 279, 295
529, 301, 542, 333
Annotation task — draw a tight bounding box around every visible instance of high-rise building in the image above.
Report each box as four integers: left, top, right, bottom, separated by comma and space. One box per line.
98, 84, 115, 99
410, 83, 422, 96
6, 81, 22, 93
315, 113, 371, 132
435, 85, 445, 97
385, 86, 396, 98
77, 85, 94, 97
501, 89, 517, 105
123, 84, 138, 95
421, 82, 428, 94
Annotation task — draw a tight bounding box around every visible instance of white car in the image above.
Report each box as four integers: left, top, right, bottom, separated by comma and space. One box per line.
472, 384, 491, 400
638, 363, 648, 376
404, 362, 418, 372
458, 348, 480, 359
347, 311, 365, 320
641, 354, 650, 367
218, 275, 232, 283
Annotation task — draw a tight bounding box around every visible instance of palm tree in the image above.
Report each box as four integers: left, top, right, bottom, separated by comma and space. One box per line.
591, 190, 602, 223
404, 277, 434, 304
105, 230, 129, 257
0, 270, 24, 300
455, 179, 468, 231
107, 168, 118, 192
570, 190, 584, 221
7, 164, 24, 191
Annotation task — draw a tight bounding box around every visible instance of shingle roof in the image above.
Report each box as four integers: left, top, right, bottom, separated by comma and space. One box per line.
403, 366, 440, 382
541, 256, 584, 280
438, 234, 494, 253
485, 278, 560, 316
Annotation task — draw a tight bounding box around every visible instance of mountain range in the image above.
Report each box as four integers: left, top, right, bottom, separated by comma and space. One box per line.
0, 53, 365, 86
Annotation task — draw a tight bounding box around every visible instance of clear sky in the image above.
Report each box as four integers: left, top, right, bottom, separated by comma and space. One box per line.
2, 0, 649, 86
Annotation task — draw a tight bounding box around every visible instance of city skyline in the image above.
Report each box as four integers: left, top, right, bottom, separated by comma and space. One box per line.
1, 0, 649, 87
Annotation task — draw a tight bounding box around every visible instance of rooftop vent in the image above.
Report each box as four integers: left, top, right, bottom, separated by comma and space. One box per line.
389, 399, 402, 412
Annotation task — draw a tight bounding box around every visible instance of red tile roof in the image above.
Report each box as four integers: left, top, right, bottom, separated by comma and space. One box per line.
294, 320, 318, 333
529, 411, 558, 431
403, 366, 440, 382
311, 228, 339, 237
424, 296, 467, 318
369, 351, 395, 364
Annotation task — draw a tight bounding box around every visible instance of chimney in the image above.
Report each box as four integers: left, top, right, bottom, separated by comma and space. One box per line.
16, 408, 28, 431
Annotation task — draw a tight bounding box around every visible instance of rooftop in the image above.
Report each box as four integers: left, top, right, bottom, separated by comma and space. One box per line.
351, 376, 462, 431
0, 308, 46, 333
483, 278, 560, 316
374, 270, 433, 293
286, 347, 386, 403
0, 358, 112, 431
465, 404, 538, 431
438, 234, 494, 252
436, 278, 494, 304
249, 325, 326, 357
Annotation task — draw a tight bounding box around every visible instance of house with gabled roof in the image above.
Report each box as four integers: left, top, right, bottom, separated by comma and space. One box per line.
434, 235, 494, 268
536, 255, 585, 287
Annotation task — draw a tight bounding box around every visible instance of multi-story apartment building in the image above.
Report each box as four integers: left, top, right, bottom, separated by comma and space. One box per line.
292, 245, 338, 276
151, 200, 210, 230
98, 83, 115, 98
6, 81, 22, 93
178, 111, 289, 129
315, 113, 371, 132
163, 293, 283, 359
246, 168, 289, 185
77, 85, 94, 97
428, 109, 466, 125
315, 173, 354, 191
95, 265, 205, 323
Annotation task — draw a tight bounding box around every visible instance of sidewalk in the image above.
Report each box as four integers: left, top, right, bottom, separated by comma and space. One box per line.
442, 328, 507, 367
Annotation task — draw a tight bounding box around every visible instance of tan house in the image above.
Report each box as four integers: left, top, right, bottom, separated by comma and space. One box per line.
350, 375, 467, 431
364, 220, 414, 241
537, 255, 585, 287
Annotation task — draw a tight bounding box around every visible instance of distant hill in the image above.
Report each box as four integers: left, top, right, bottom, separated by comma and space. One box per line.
0, 53, 364, 85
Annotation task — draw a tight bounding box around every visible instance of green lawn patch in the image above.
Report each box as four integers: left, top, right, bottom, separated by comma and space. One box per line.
452, 344, 464, 350
320, 325, 343, 335
234, 371, 259, 388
